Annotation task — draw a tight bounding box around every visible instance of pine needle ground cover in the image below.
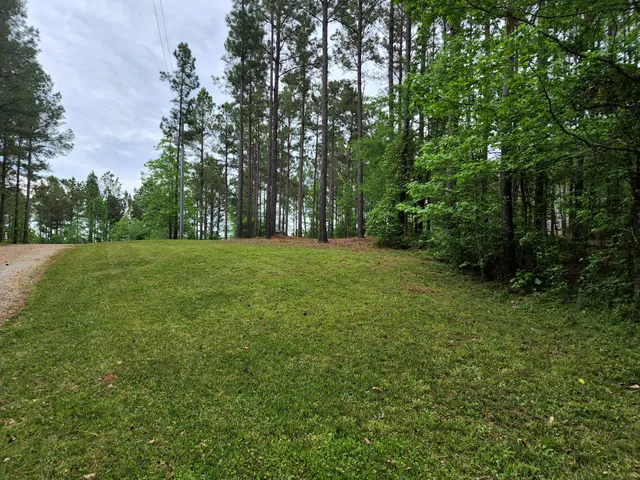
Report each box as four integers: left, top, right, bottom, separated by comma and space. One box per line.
0, 241, 638, 479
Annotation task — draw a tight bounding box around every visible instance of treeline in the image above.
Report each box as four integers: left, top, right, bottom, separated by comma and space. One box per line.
0, 0, 73, 244
6, 0, 637, 310
140, 0, 638, 308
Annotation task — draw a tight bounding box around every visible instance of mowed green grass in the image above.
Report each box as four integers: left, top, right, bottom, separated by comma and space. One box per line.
1, 241, 639, 479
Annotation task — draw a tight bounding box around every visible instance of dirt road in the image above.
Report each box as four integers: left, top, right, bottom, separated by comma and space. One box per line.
0, 244, 69, 323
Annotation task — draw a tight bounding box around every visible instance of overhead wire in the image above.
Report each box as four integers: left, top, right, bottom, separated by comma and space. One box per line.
152, 0, 170, 73
159, 0, 174, 71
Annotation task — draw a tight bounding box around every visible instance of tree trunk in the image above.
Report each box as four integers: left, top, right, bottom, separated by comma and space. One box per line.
12, 156, 21, 244
329, 118, 335, 238
318, 0, 329, 243
356, 1, 365, 238
224, 143, 229, 239
297, 84, 306, 237
285, 131, 291, 235
22, 141, 33, 244
632, 152, 640, 311
399, 7, 412, 236
388, 0, 394, 136
312, 119, 319, 239
534, 172, 546, 234
267, 13, 281, 239
0, 141, 8, 242
236, 74, 245, 238
246, 84, 254, 238
500, 13, 518, 278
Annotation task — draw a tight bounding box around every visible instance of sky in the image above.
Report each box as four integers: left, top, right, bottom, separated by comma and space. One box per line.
28, 0, 232, 194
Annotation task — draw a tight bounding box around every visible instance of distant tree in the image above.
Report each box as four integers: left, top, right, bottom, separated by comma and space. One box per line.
160, 42, 200, 239
334, 0, 382, 238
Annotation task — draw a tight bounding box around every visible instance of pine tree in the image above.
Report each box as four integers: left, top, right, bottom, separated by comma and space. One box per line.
160, 42, 200, 239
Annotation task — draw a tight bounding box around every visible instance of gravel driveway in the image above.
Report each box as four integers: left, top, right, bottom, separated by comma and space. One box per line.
0, 244, 69, 323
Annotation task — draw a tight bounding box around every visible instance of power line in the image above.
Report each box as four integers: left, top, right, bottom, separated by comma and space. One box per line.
152, 0, 170, 73
159, 0, 174, 71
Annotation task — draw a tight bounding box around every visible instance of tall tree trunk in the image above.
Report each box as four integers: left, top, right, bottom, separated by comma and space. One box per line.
236, 76, 245, 238
12, 156, 21, 244
297, 86, 306, 237
318, 0, 329, 243
255, 138, 260, 236
285, 131, 291, 235
534, 172, 546, 234
0, 141, 8, 242
356, 1, 365, 238
199, 135, 205, 240
312, 119, 319, 239
388, 0, 395, 136
267, 14, 281, 239
399, 7, 412, 236
329, 119, 335, 238
246, 85, 254, 238
224, 143, 229, 239
22, 141, 33, 244
632, 151, 640, 311
500, 13, 518, 278
236, 1, 246, 239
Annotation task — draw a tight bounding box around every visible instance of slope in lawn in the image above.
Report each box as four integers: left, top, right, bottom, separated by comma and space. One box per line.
0, 241, 638, 479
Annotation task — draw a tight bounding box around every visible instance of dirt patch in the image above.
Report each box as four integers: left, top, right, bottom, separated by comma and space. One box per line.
407, 284, 449, 296
101, 372, 118, 383
228, 235, 379, 251
0, 244, 70, 324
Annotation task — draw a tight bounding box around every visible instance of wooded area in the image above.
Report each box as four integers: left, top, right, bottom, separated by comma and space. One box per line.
1, 0, 639, 310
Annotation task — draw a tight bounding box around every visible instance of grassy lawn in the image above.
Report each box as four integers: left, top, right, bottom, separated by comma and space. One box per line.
1, 241, 639, 479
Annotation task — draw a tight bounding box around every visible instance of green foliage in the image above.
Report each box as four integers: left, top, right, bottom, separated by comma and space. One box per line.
110, 217, 149, 241
366, 193, 404, 247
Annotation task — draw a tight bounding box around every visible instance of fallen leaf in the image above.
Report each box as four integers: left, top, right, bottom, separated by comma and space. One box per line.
101, 372, 118, 383
578, 378, 585, 385
406, 466, 412, 470
372, 386, 382, 391
630, 384, 640, 390
364, 438, 371, 445
148, 439, 155, 444
83, 474, 96, 480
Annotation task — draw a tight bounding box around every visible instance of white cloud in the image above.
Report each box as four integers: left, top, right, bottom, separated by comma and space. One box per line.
27, 0, 232, 193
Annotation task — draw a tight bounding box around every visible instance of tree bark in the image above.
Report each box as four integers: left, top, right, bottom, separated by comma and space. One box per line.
632, 152, 640, 311
236, 0, 246, 239
388, 0, 395, 136
22, 141, 32, 244
356, 0, 365, 238
318, 0, 329, 243
500, 13, 518, 278
246, 85, 254, 238
399, 7, 412, 235
12, 156, 21, 244
297, 81, 306, 237
534, 172, 546, 234
266, 12, 281, 239
224, 142, 229, 239
0, 141, 8, 242
329, 118, 335, 238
